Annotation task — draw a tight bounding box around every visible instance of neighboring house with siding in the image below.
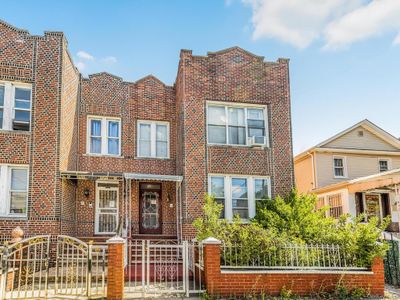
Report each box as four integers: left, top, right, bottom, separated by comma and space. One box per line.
294, 119, 400, 231
0, 20, 294, 241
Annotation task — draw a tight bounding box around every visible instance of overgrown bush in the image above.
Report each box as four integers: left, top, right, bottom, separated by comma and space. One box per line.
194, 191, 388, 267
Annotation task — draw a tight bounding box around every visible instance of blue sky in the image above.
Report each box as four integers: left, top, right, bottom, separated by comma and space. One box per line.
2, 0, 400, 154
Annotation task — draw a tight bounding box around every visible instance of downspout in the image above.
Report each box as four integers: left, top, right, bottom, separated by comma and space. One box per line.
308, 151, 317, 190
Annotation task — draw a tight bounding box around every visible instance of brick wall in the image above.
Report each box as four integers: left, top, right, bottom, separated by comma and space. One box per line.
0, 20, 65, 236
203, 242, 384, 298
176, 47, 294, 239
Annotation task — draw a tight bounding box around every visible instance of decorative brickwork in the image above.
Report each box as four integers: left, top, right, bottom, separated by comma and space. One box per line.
203, 241, 384, 298
0, 20, 294, 241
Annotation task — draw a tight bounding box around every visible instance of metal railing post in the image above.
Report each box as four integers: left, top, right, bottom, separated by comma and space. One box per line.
86, 241, 93, 298
141, 240, 145, 298
0, 244, 9, 300
183, 241, 189, 297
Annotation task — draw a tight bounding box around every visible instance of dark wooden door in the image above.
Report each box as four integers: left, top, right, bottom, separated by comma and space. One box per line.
139, 182, 162, 234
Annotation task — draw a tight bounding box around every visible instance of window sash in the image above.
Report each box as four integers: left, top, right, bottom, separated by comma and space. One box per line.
207, 104, 267, 146
333, 158, 345, 177
209, 175, 271, 220
88, 117, 121, 155
137, 121, 169, 158
0, 166, 29, 217
379, 160, 388, 172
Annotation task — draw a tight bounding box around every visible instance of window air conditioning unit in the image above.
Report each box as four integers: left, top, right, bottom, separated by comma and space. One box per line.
249, 136, 266, 147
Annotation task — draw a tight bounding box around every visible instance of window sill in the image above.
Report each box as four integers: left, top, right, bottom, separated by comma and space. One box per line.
84, 154, 124, 158
135, 156, 171, 160
0, 215, 27, 220
0, 129, 31, 135
208, 144, 268, 150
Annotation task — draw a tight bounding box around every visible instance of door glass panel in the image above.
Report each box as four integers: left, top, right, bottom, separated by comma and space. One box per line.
97, 188, 118, 233
365, 194, 381, 220
142, 192, 159, 229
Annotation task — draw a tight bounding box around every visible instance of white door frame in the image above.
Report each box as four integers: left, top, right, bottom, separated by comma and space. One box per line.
95, 181, 119, 235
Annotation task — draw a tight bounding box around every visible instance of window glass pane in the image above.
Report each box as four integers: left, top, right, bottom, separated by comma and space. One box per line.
228, 127, 246, 145
156, 141, 167, 157
232, 178, 247, 199
208, 106, 226, 125
335, 168, 344, 177
208, 125, 226, 144
15, 88, 31, 101
247, 119, 264, 128
15, 110, 30, 122
334, 158, 343, 167
255, 179, 269, 200
10, 192, 27, 214
0, 86, 4, 106
15, 100, 30, 109
91, 120, 101, 136
11, 169, 28, 191
249, 128, 264, 137
379, 160, 388, 172
90, 137, 101, 153
156, 125, 167, 141
228, 108, 245, 126
108, 121, 119, 138
211, 177, 224, 197
108, 139, 119, 155
139, 124, 151, 140
139, 140, 151, 157
248, 108, 263, 120
0, 109, 3, 129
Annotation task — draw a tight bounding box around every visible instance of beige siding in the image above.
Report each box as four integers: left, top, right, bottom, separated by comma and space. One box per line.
323, 126, 399, 151
294, 155, 314, 193
316, 152, 400, 188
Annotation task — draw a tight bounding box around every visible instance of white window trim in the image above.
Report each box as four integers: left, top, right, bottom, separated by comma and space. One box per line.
95, 181, 119, 235
86, 116, 121, 156
206, 101, 269, 147
0, 81, 32, 131
333, 155, 347, 179
137, 120, 170, 159
0, 164, 29, 218
378, 158, 391, 172
208, 174, 271, 221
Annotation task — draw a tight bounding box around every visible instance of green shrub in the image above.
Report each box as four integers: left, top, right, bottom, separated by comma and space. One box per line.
194, 191, 388, 267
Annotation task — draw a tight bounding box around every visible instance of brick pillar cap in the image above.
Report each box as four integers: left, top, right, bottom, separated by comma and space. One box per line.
202, 237, 221, 245
106, 235, 125, 244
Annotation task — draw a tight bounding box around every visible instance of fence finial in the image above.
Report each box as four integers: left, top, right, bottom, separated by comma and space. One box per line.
10, 226, 24, 243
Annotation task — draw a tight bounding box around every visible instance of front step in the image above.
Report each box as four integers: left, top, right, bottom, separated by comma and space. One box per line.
131, 234, 178, 240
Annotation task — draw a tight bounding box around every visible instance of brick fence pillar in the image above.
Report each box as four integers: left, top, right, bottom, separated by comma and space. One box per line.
202, 237, 222, 296
106, 236, 125, 300
370, 257, 384, 296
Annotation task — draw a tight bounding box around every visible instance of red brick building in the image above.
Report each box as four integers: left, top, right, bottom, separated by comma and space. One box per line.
0, 20, 294, 240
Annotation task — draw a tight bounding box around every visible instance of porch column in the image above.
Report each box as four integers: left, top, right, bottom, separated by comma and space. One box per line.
106, 236, 125, 300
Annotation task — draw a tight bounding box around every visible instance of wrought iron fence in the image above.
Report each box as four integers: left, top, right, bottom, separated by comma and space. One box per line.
221, 242, 368, 270
384, 235, 400, 286
124, 239, 205, 298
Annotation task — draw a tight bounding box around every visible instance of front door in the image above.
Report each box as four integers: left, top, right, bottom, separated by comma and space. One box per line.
139, 182, 162, 234
365, 194, 382, 220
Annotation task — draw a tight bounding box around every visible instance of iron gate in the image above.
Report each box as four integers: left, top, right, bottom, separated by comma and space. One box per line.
0, 235, 50, 299
124, 239, 204, 298
55, 235, 106, 298
0, 235, 106, 300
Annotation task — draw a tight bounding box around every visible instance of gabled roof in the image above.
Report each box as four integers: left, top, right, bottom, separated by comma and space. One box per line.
295, 119, 400, 162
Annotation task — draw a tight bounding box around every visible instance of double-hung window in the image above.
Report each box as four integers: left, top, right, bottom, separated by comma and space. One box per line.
87, 117, 121, 156
209, 175, 271, 220
378, 159, 389, 172
333, 156, 346, 178
0, 165, 29, 217
137, 121, 169, 159
0, 82, 32, 131
207, 103, 268, 146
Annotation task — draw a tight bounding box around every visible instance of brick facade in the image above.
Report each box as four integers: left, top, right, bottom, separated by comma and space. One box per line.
0, 20, 294, 239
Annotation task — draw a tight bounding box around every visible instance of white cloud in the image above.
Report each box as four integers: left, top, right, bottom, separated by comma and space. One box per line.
75, 61, 86, 72
101, 56, 117, 64
324, 0, 400, 49
243, 0, 400, 49
77, 50, 95, 61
